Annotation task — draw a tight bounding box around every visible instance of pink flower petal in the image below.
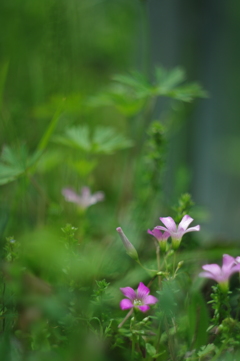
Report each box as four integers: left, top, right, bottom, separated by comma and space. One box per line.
81, 187, 91, 198
155, 226, 169, 233
62, 188, 82, 204
147, 229, 156, 236
148, 228, 167, 241
160, 217, 177, 232
184, 225, 200, 233
222, 254, 236, 273
120, 287, 136, 301
178, 215, 193, 231
137, 282, 150, 299
144, 295, 158, 305
202, 264, 221, 276
138, 305, 150, 312
229, 263, 240, 276
163, 231, 170, 239
120, 299, 133, 310
199, 271, 219, 281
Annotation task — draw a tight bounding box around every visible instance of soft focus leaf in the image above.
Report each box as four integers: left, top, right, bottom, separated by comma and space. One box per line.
53, 125, 132, 154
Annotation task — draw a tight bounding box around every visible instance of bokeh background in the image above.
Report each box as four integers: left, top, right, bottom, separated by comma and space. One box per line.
1, 0, 240, 242
1, 1, 240, 360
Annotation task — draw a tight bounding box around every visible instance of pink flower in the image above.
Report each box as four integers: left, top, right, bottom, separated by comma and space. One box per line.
120, 282, 158, 313
156, 215, 200, 249
147, 228, 170, 251
62, 186, 104, 209
199, 254, 240, 291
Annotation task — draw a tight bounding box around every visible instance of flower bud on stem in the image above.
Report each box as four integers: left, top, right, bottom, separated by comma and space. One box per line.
116, 227, 139, 261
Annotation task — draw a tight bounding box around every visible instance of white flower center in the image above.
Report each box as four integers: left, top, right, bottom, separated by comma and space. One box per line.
133, 299, 143, 306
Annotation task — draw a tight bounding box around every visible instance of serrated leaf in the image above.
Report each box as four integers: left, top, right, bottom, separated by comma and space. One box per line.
155, 66, 186, 93
0, 145, 41, 185
53, 125, 133, 155
53, 126, 91, 151
92, 127, 133, 154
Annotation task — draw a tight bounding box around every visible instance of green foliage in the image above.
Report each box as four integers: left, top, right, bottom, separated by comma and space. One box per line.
91, 280, 110, 304
4, 237, 19, 262
187, 291, 209, 349
90, 66, 207, 116
0, 145, 41, 185
173, 193, 195, 223
53, 125, 133, 154
0, 0, 233, 360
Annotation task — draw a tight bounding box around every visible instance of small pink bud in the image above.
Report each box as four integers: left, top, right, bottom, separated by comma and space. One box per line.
116, 227, 139, 261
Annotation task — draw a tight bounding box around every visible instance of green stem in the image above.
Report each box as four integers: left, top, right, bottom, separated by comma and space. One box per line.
131, 334, 136, 361
164, 316, 176, 361
118, 308, 133, 328
136, 259, 157, 277
155, 241, 161, 286
172, 251, 177, 277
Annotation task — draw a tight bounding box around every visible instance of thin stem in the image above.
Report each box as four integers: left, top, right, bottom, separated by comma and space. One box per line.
154, 318, 162, 356
131, 333, 136, 361
136, 259, 157, 277
164, 316, 176, 361
172, 251, 177, 277
118, 308, 133, 328
155, 240, 161, 286
1, 280, 5, 333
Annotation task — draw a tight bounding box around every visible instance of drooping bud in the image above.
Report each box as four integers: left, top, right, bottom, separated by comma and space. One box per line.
116, 227, 139, 261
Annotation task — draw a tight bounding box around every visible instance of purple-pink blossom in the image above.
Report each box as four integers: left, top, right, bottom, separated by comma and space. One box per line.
147, 228, 170, 251
62, 186, 104, 209
199, 254, 240, 291
156, 215, 200, 249
120, 282, 158, 313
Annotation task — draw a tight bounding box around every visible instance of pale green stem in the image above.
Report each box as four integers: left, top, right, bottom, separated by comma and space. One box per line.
155, 240, 161, 286
118, 308, 133, 328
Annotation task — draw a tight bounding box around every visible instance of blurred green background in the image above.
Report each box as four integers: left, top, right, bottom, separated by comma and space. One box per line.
1, 0, 240, 241
1, 1, 240, 360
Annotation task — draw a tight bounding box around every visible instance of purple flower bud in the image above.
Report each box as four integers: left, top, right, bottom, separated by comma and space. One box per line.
116, 227, 139, 261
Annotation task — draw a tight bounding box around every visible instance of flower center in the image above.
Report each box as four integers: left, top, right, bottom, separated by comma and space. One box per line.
133, 299, 143, 306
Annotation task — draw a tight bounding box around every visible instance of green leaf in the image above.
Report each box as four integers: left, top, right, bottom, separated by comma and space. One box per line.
153, 66, 207, 101
92, 127, 133, 154
53, 125, 133, 154
155, 66, 186, 93
197, 343, 217, 358
187, 291, 210, 349
0, 145, 42, 185
53, 126, 91, 151
145, 343, 157, 357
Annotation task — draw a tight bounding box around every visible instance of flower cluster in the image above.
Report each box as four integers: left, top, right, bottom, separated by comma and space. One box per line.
117, 215, 200, 315
148, 215, 200, 250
